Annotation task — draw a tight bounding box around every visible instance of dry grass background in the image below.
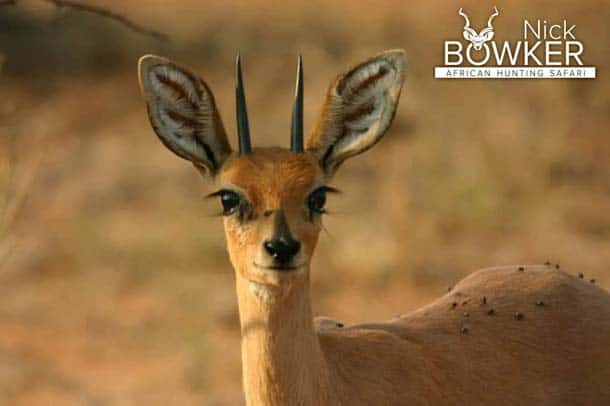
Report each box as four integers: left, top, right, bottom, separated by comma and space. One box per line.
0, 0, 609, 404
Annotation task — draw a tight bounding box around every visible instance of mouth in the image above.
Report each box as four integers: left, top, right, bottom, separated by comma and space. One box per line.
252, 262, 305, 272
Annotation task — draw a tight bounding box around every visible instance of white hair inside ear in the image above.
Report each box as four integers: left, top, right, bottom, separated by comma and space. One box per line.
306, 50, 406, 176
138, 55, 232, 175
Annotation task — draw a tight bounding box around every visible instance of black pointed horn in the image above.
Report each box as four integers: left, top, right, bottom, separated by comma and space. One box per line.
235, 53, 252, 155
290, 55, 304, 153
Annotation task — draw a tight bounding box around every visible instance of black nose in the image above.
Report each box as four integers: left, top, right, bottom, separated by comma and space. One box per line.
263, 238, 301, 264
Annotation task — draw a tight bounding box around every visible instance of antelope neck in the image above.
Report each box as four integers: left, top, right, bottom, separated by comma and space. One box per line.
236, 267, 331, 405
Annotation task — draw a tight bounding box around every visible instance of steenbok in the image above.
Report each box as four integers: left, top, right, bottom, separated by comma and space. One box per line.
138, 50, 610, 405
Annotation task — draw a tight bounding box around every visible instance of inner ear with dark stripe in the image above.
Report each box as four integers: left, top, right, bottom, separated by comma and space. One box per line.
306, 50, 406, 177
138, 55, 232, 176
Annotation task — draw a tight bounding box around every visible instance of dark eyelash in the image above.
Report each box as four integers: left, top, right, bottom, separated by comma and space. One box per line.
206, 189, 252, 222
318, 186, 341, 194
205, 189, 230, 199
307, 185, 341, 222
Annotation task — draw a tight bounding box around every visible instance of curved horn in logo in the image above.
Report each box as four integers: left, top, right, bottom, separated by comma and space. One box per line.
486, 6, 499, 30
458, 6, 500, 51
458, 8, 477, 43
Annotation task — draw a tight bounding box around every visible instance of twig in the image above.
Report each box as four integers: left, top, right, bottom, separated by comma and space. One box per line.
0, 0, 169, 42
0, 132, 43, 271
44, 0, 169, 41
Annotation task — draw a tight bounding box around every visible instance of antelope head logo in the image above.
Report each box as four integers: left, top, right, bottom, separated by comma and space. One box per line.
459, 6, 499, 50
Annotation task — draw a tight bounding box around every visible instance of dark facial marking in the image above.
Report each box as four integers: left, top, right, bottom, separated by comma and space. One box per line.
273, 211, 294, 241
262, 210, 301, 266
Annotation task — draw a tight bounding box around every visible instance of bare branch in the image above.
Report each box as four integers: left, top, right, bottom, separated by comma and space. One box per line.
0, 132, 42, 272
0, 0, 169, 42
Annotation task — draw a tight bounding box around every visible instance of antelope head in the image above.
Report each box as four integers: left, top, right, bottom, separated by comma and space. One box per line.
138, 51, 405, 302
459, 6, 499, 50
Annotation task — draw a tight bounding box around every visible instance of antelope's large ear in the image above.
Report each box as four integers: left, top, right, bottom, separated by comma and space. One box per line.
306, 50, 406, 176
138, 55, 232, 176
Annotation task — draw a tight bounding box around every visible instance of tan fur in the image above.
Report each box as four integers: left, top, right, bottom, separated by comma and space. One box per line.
138, 51, 610, 405
218, 148, 323, 290
218, 150, 610, 405
319, 266, 610, 405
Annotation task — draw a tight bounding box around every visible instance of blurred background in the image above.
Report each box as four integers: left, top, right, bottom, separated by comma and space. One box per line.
0, 0, 609, 404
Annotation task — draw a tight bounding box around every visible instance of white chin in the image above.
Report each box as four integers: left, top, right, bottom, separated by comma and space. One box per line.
248, 280, 282, 303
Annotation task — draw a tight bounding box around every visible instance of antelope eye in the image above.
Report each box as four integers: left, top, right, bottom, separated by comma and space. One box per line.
218, 190, 241, 215
307, 188, 327, 215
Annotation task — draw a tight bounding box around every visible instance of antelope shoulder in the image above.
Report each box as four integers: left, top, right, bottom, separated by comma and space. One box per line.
315, 265, 610, 405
